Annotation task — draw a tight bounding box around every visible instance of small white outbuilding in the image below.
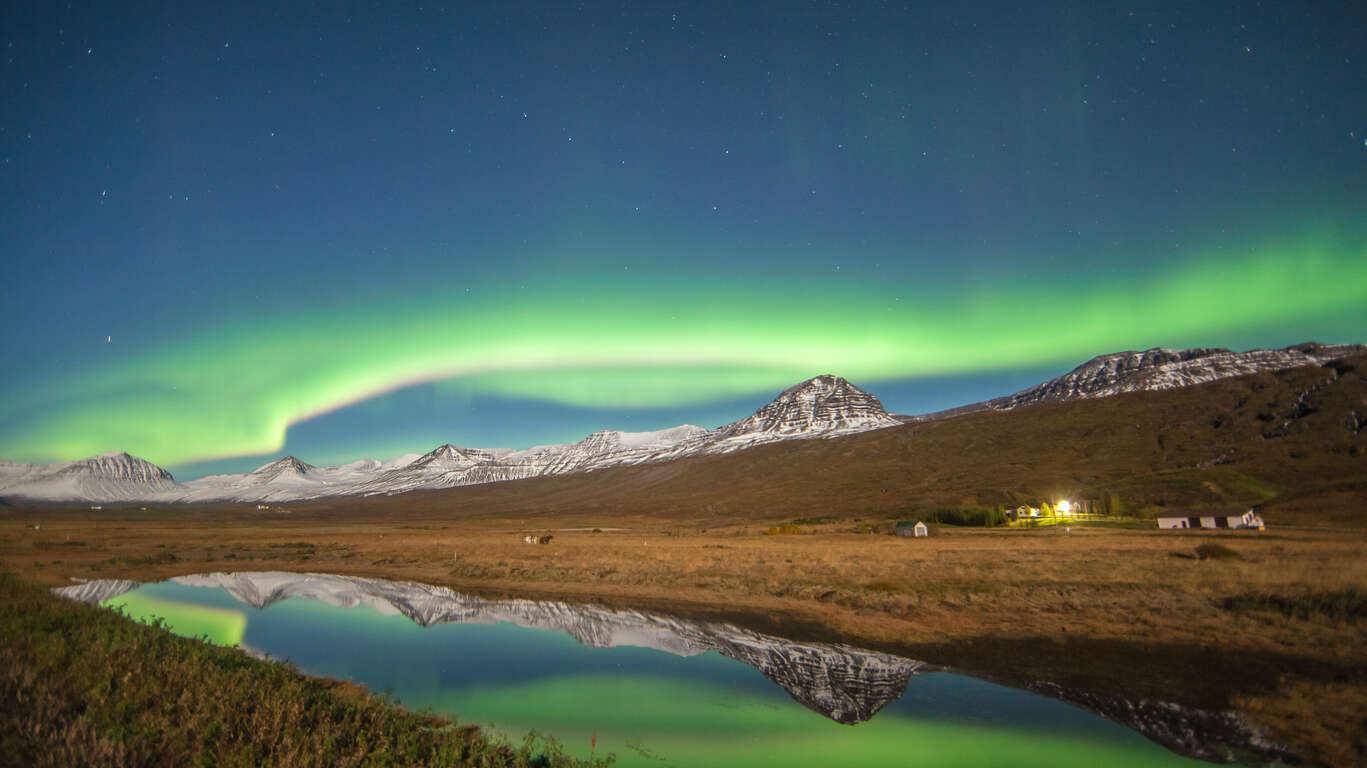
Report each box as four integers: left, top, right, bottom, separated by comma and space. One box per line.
913, 521, 928, 537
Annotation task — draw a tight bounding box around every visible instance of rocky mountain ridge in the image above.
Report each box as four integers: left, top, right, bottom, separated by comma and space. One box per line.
1, 374, 898, 503
905, 341, 1363, 422
0, 452, 179, 502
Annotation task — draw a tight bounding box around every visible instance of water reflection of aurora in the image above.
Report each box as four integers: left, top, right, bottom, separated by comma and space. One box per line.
406, 675, 1202, 768
94, 577, 1220, 768
103, 591, 246, 646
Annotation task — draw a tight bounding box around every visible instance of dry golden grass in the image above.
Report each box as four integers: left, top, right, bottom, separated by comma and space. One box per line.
0, 568, 607, 768
3, 510, 1365, 764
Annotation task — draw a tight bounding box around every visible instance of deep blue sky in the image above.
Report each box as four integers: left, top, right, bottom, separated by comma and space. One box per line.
2, 2, 1364, 478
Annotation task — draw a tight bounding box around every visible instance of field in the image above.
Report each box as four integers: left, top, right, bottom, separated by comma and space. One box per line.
3, 507, 1365, 767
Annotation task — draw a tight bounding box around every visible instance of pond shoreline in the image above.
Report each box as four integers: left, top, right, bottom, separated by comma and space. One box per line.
3, 512, 1364, 766
0, 568, 612, 768
59, 569, 1295, 767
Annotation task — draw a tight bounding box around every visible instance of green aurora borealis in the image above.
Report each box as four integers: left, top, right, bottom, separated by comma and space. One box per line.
3, 230, 1365, 469
3, 2, 1365, 473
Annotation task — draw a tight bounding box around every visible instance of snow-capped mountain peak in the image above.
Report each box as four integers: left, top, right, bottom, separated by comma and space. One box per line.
249, 456, 315, 480
712, 374, 901, 441
407, 443, 496, 472
0, 451, 178, 502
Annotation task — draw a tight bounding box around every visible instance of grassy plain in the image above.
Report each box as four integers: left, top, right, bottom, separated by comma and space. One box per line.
3, 511, 1365, 766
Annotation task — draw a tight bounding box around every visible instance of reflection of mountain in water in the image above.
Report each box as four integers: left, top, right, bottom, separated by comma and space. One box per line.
1028, 682, 1298, 767
56, 571, 1295, 763
55, 577, 142, 604
58, 571, 922, 725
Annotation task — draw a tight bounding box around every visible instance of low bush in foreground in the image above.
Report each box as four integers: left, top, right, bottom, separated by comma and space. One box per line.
1194, 543, 1242, 560
1220, 589, 1367, 624
0, 568, 611, 768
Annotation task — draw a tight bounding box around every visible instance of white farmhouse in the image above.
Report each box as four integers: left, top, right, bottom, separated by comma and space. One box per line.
1157, 509, 1264, 530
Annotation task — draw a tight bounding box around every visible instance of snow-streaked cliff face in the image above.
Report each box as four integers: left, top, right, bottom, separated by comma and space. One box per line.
991, 343, 1363, 411
707, 374, 901, 444
57, 570, 926, 724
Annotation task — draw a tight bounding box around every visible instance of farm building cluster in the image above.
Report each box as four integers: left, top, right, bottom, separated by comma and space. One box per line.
1156, 509, 1265, 530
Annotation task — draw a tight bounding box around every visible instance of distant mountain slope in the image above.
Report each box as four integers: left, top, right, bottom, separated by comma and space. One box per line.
991, 342, 1363, 410
905, 342, 1364, 422
0, 452, 179, 502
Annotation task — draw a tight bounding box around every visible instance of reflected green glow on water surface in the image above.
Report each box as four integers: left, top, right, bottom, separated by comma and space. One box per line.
410, 675, 1195, 768
97, 577, 1228, 767
102, 591, 246, 646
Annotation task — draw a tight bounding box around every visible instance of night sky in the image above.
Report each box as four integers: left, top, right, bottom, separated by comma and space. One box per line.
3, 2, 1364, 479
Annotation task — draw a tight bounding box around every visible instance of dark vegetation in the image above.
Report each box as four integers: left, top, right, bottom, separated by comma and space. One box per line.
0, 569, 610, 768
1194, 543, 1242, 560
925, 507, 1011, 527
1222, 589, 1367, 624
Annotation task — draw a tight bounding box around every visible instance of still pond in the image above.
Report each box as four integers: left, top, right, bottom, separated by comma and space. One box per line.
61, 571, 1243, 767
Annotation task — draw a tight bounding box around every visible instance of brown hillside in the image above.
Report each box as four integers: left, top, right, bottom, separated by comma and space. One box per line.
284, 350, 1367, 527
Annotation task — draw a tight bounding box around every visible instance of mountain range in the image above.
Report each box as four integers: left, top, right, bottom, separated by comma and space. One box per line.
3, 342, 1360, 505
